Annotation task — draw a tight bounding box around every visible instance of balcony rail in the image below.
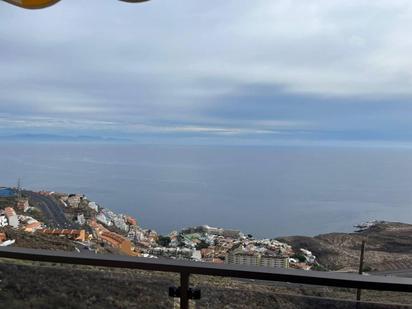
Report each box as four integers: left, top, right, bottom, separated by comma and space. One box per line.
0, 247, 411, 308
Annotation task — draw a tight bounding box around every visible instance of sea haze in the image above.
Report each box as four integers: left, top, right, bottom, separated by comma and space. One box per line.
1, 143, 411, 238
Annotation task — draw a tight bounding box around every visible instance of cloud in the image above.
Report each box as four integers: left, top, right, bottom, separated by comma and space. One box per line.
0, 113, 306, 140
1, 0, 412, 144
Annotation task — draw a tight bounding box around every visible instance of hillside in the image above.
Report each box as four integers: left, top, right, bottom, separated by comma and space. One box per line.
277, 222, 412, 272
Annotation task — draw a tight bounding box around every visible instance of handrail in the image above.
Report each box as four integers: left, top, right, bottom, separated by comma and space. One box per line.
0, 247, 411, 308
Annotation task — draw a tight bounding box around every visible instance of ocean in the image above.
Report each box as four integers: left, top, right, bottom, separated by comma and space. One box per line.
1, 143, 412, 238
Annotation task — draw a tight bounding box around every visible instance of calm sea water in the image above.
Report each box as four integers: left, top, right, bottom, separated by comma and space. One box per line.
1, 143, 412, 238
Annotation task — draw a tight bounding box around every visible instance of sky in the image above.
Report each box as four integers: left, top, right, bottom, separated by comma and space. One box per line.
2, 0, 412, 146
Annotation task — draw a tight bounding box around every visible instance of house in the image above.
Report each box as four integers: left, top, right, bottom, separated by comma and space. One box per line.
17, 198, 29, 212
0, 232, 6, 242
0, 188, 14, 197
0, 215, 8, 227
100, 231, 136, 256
126, 216, 137, 226
77, 214, 86, 225
19, 216, 43, 232
5, 207, 19, 228
88, 202, 99, 212
39, 229, 87, 242
113, 217, 129, 232
67, 194, 82, 208
96, 212, 112, 226
89, 220, 137, 256
24, 221, 42, 232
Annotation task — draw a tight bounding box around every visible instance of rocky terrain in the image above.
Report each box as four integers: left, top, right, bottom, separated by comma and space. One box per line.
277, 222, 412, 272
3, 226, 76, 251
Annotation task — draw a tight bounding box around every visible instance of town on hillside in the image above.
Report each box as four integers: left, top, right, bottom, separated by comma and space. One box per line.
0, 186, 318, 271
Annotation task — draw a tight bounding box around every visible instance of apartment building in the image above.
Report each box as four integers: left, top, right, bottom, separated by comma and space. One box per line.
225, 245, 289, 269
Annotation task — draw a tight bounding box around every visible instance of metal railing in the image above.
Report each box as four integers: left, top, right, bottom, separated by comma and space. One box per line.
0, 247, 411, 308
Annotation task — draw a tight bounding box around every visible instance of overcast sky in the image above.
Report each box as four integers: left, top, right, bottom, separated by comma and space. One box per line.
2, 0, 412, 145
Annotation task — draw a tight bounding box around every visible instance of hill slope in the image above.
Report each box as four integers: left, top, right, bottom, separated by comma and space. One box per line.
277, 222, 412, 271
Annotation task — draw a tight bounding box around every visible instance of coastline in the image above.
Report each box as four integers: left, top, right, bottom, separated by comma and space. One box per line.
2, 186, 412, 274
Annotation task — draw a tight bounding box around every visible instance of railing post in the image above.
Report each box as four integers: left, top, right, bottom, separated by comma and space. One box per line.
356, 239, 366, 308
180, 271, 190, 309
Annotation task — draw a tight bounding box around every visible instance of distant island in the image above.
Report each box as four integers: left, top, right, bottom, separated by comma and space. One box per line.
0, 133, 131, 143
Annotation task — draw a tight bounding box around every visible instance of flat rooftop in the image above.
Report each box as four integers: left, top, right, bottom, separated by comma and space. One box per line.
0, 188, 15, 197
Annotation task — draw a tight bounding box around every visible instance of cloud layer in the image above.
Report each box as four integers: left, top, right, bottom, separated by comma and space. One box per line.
2, 0, 412, 145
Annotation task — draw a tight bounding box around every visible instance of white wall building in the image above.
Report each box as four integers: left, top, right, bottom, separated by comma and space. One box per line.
0, 215, 8, 227
113, 217, 129, 232
228, 252, 259, 266
88, 202, 99, 212
67, 195, 81, 208
5, 207, 19, 228
260, 255, 289, 268
225, 245, 289, 269
96, 212, 112, 226
77, 214, 86, 226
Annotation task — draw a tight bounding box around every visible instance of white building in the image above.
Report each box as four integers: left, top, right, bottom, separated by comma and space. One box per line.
260, 254, 289, 268
0, 239, 15, 247
0, 215, 8, 227
88, 202, 99, 212
113, 217, 129, 232
67, 194, 82, 208
181, 225, 241, 239
96, 212, 112, 226
149, 247, 193, 259
191, 250, 202, 261
5, 207, 19, 228
227, 252, 260, 266
300, 248, 316, 264
225, 245, 289, 269
127, 226, 146, 242
77, 214, 86, 226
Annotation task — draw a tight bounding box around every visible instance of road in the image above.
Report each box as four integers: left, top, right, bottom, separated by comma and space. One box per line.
371, 269, 412, 278
25, 191, 75, 229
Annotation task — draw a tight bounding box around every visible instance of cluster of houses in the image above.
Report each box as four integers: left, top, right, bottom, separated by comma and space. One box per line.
59, 195, 318, 270
58, 193, 137, 234
88, 219, 137, 255
0, 197, 44, 246
0, 200, 42, 232
155, 226, 293, 268
53, 193, 143, 255
96, 208, 132, 232
0, 188, 318, 271
144, 225, 318, 270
